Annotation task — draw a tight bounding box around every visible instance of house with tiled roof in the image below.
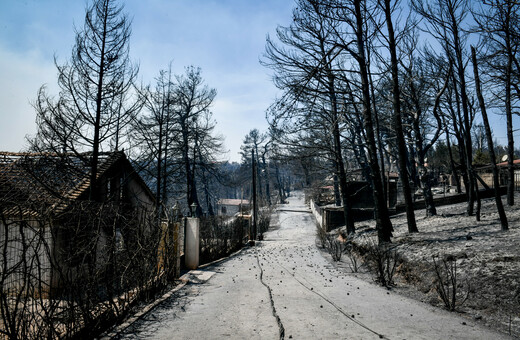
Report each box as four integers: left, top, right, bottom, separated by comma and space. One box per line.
0, 151, 156, 296
474, 158, 520, 190
216, 198, 251, 216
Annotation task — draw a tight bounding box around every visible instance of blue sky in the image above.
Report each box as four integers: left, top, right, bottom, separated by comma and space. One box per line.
0, 0, 517, 163
0, 0, 295, 162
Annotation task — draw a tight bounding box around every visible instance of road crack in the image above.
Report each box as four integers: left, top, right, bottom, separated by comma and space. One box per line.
255, 247, 285, 340
278, 263, 387, 339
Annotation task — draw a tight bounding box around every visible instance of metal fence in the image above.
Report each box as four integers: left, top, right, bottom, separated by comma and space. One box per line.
199, 216, 248, 264
0, 201, 182, 339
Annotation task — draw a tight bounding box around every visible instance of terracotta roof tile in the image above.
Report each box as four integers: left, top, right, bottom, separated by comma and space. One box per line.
0, 151, 125, 215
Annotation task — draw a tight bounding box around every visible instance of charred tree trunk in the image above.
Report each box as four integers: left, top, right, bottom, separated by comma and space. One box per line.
471, 46, 508, 230
450, 9, 475, 216
156, 120, 163, 212
506, 33, 515, 206
354, 0, 392, 243
89, 7, 108, 202
182, 118, 200, 214
474, 175, 481, 221
254, 146, 263, 203
262, 152, 272, 206
383, 0, 418, 232
318, 26, 356, 234
333, 173, 342, 207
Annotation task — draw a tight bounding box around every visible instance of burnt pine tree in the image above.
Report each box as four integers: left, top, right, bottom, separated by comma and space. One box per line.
31, 0, 139, 201
133, 65, 176, 212
240, 130, 273, 206
378, 0, 418, 232
399, 42, 451, 217
330, 0, 393, 242
471, 45, 509, 230
192, 109, 225, 216
173, 66, 217, 215
263, 0, 356, 234
473, 0, 520, 206
412, 0, 477, 216
354, 0, 393, 242
240, 129, 267, 203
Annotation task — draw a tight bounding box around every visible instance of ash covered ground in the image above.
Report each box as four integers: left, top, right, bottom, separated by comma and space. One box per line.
328, 193, 520, 338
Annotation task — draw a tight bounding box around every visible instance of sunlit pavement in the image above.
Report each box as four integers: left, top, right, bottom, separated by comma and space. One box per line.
114, 192, 512, 340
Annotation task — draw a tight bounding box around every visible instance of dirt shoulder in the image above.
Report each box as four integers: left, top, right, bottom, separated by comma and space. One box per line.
321, 194, 520, 338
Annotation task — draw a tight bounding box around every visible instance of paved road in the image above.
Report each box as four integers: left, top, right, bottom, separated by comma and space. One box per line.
114, 192, 512, 339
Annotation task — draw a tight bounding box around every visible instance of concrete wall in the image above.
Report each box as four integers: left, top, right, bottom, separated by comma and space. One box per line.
310, 198, 375, 232
310, 199, 324, 230
311, 183, 506, 231
310, 180, 397, 232
395, 187, 507, 212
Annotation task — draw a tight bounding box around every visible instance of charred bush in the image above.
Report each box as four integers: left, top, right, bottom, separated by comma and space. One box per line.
342, 240, 361, 273
325, 231, 345, 262
432, 255, 470, 311
257, 207, 273, 236
316, 224, 327, 249
363, 238, 400, 287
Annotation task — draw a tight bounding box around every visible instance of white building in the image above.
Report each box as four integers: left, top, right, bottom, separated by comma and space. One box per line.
216, 198, 250, 216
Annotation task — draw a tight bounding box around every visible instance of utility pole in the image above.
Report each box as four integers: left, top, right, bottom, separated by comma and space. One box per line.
252, 148, 258, 241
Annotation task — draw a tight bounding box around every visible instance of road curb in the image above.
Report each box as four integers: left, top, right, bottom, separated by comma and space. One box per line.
98, 278, 188, 340
198, 244, 248, 269
98, 245, 249, 339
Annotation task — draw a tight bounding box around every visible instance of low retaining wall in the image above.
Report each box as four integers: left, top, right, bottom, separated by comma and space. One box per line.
310, 198, 374, 232
395, 187, 507, 213
310, 199, 324, 230
312, 187, 507, 232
